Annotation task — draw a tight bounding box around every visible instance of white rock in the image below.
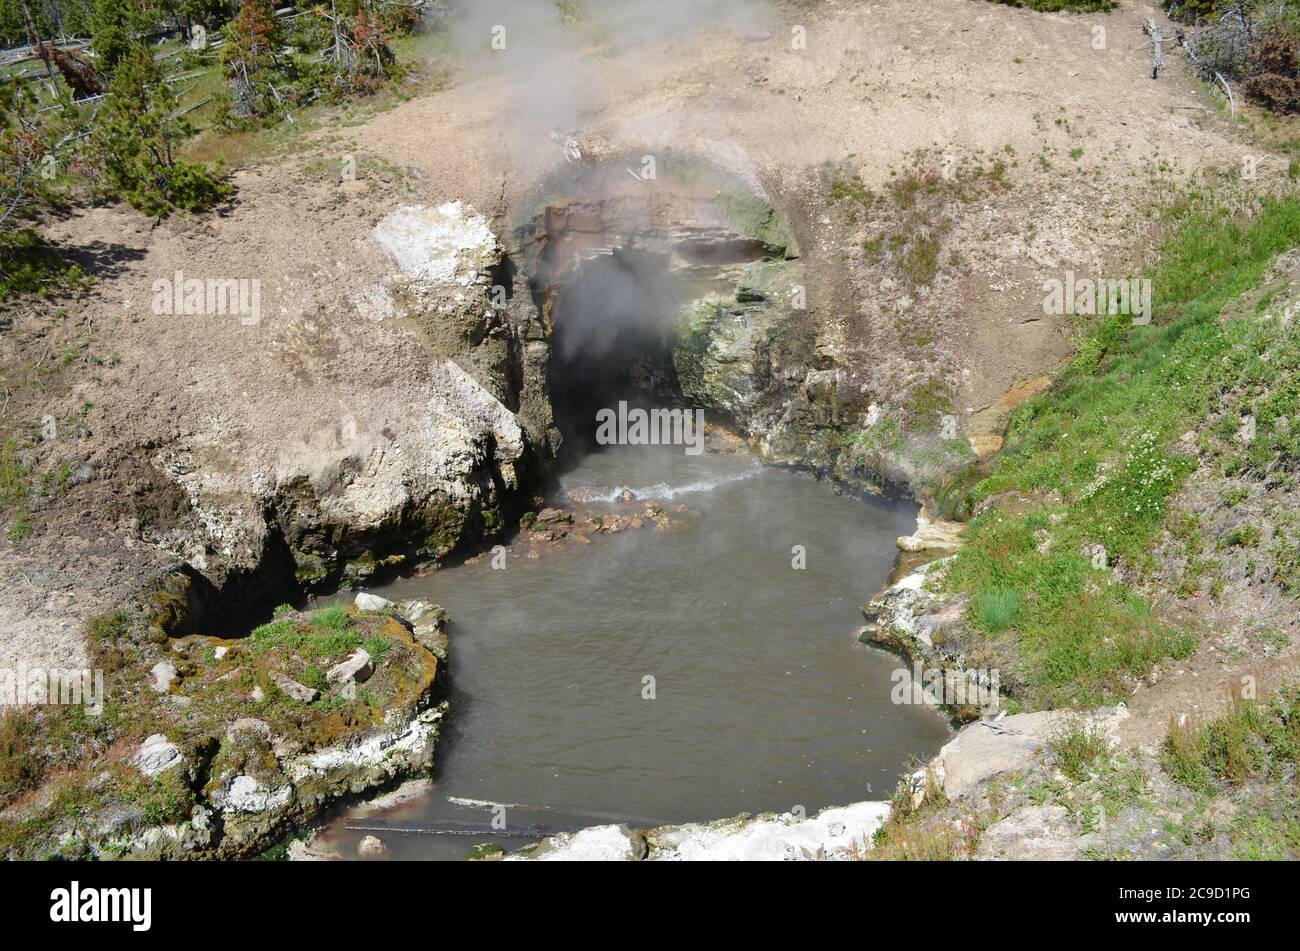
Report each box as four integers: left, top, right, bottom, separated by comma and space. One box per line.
213, 646, 229, 660
354, 592, 393, 612
371, 202, 499, 286
896, 535, 925, 552
224, 775, 292, 813
933, 712, 1063, 798
327, 649, 374, 685
149, 661, 177, 693
513, 825, 645, 862
400, 599, 433, 622
135, 734, 183, 777
515, 802, 890, 862
648, 801, 890, 861
357, 835, 387, 858
273, 674, 319, 703
976, 804, 1080, 860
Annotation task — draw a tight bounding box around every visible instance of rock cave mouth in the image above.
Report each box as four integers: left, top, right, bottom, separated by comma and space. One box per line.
521, 156, 796, 470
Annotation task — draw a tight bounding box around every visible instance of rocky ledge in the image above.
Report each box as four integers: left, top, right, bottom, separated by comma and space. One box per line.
859, 551, 1017, 723
495, 705, 1131, 861
0, 595, 448, 860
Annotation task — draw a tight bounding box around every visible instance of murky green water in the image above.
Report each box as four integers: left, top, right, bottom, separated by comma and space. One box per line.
319, 445, 951, 859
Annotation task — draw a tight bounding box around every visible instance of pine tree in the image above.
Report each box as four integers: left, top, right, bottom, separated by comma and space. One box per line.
89, 44, 230, 215
222, 0, 283, 119
0, 78, 47, 240
90, 0, 143, 77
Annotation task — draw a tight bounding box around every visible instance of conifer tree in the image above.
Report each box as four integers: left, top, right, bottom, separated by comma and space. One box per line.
0, 78, 46, 241
222, 0, 283, 119
90, 0, 144, 77
89, 44, 230, 215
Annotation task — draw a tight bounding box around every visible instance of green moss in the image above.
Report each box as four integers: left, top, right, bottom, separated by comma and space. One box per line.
292, 550, 331, 587
342, 552, 378, 584
846, 419, 903, 455
149, 572, 194, 634
119, 769, 194, 826
715, 190, 797, 256
464, 842, 505, 861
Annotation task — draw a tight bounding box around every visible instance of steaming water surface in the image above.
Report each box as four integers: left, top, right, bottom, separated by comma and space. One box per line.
323, 445, 951, 859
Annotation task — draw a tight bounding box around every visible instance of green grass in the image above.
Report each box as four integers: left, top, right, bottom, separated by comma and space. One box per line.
308, 605, 351, 632
1162, 687, 1300, 859
972, 586, 1021, 633
1232, 810, 1300, 860
1164, 689, 1299, 795
249, 606, 359, 657
941, 193, 1300, 705
1049, 721, 1110, 783
249, 619, 301, 650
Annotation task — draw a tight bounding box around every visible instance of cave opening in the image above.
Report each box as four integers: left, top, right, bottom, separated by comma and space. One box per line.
545, 246, 693, 468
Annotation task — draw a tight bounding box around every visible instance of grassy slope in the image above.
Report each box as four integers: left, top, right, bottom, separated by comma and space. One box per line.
941, 194, 1300, 707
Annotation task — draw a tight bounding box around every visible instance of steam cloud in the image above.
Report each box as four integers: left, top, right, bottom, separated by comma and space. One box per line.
444, 0, 775, 155
437, 1, 779, 458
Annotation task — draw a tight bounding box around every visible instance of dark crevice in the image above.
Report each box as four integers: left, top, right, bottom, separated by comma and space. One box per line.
544, 249, 693, 468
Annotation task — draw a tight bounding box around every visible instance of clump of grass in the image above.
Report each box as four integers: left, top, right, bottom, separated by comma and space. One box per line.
309, 605, 351, 632
249, 619, 302, 650
864, 762, 980, 860
1049, 720, 1110, 782
0, 710, 43, 806
972, 586, 1021, 633
1164, 715, 1214, 792
867, 812, 967, 861
1163, 688, 1298, 795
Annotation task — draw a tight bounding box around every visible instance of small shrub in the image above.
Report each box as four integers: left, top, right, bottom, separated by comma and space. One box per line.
1050, 720, 1110, 782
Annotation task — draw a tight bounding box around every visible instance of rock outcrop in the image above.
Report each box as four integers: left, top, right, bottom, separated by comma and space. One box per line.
861, 558, 1011, 721
145, 202, 551, 632
2, 600, 450, 860
507, 801, 890, 862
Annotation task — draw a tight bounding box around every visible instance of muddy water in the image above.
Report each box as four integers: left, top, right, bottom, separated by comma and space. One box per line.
321, 445, 951, 860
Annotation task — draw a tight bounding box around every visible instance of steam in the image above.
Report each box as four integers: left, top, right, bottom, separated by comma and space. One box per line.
553, 252, 676, 362
435, 1, 779, 459
444, 0, 775, 157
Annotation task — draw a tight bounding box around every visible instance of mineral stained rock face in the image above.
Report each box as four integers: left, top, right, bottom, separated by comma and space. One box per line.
152, 202, 545, 612
517, 157, 853, 473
